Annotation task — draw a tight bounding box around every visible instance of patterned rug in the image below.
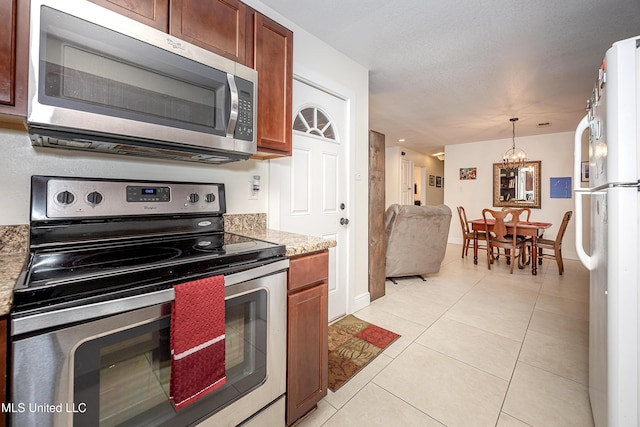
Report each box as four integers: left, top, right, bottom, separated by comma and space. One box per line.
328, 315, 400, 391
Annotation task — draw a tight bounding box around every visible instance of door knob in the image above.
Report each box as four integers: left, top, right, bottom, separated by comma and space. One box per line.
340, 218, 350, 226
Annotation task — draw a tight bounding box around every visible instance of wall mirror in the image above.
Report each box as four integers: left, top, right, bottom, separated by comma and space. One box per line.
493, 161, 541, 209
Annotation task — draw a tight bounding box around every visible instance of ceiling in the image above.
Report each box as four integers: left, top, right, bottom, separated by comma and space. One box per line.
264, 0, 640, 155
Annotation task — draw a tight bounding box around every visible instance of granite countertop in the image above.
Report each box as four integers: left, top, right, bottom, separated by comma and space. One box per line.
0, 225, 29, 316
0, 218, 336, 316
237, 229, 336, 257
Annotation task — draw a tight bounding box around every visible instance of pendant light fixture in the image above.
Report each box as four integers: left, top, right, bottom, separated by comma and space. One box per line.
502, 117, 527, 170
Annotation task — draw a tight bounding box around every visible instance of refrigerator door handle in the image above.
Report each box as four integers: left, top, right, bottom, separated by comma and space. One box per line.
574, 114, 590, 191
574, 114, 595, 270
574, 191, 595, 270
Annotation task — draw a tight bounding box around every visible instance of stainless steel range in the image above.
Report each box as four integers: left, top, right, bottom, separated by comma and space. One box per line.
9, 176, 288, 427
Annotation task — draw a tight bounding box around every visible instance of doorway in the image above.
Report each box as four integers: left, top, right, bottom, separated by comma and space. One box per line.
270, 78, 350, 321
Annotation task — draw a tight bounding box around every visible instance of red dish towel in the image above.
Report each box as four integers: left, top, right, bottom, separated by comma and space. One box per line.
170, 275, 226, 410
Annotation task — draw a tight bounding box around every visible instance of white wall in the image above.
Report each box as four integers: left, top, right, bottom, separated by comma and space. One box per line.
0, 125, 269, 225
444, 131, 579, 260
385, 146, 444, 208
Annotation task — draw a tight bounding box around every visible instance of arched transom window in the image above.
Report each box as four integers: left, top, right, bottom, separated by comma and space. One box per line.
293, 106, 337, 141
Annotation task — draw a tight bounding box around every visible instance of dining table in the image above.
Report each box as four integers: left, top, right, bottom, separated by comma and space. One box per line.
470, 218, 552, 275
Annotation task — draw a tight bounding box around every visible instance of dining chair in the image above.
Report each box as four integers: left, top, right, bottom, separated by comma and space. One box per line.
456, 206, 488, 258
502, 206, 533, 263
482, 208, 527, 274
501, 207, 531, 221
536, 211, 573, 275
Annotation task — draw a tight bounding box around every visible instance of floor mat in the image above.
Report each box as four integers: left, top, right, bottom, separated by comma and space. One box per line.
328, 314, 400, 391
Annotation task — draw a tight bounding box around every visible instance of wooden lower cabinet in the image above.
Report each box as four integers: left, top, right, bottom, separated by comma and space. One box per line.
286, 251, 328, 425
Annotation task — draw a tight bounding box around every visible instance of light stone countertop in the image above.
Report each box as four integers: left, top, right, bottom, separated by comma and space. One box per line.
0, 225, 29, 316
0, 220, 336, 316
234, 229, 336, 257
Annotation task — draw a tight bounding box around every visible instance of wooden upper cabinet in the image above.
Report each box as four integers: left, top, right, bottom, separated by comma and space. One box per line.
170, 0, 249, 65
0, 0, 29, 118
251, 12, 292, 157
87, 0, 170, 32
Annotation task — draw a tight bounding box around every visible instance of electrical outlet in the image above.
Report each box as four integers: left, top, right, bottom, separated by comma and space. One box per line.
248, 181, 258, 200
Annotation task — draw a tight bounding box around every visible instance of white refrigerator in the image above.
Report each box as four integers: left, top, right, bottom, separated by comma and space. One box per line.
574, 35, 640, 427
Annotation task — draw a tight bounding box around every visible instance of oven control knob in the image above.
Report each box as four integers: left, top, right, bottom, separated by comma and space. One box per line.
187, 193, 199, 204
205, 193, 216, 203
86, 191, 103, 206
56, 190, 75, 205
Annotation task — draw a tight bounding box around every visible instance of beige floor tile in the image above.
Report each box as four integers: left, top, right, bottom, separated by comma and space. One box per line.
496, 412, 533, 426
540, 268, 590, 304
354, 306, 427, 359
369, 289, 449, 324
295, 400, 337, 427
527, 308, 589, 347
535, 292, 589, 321
519, 330, 588, 385
307, 245, 594, 427
401, 279, 468, 308
464, 280, 539, 313
443, 293, 533, 341
323, 352, 393, 410
373, 344, 508, 427
416, 317, 521, 380
322, 383, 443, 427
502, 362, 594, 427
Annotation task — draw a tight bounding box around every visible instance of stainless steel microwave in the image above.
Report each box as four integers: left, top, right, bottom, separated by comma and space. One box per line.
27, 0, 257, 164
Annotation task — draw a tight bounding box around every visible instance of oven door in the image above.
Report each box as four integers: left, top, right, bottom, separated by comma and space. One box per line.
10, 261, 287, 427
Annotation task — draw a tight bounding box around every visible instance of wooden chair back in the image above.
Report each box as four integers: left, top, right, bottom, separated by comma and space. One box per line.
501, 207, 531, 222
457, 206, 471, 234
483, 208, 510, 241
555, 211, 573, 245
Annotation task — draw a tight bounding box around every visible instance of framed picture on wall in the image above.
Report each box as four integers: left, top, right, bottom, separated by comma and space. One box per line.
459, 167, 477, 180
581, 161, 590, 182
436, 176, 442, 188
429, 175, 435, 186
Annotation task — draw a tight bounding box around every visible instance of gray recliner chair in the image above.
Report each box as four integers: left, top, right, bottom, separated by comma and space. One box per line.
385, 204, 452, 283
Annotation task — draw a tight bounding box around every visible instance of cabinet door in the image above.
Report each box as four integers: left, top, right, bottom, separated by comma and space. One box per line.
252, 12, 292, 156
287, 281, 328, 425
170, 0, 248, 65
87, 0, 169, 32
0, 0, 28, 117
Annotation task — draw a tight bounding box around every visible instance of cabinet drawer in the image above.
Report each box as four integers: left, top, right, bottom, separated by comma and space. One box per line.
288, 251, 328, 292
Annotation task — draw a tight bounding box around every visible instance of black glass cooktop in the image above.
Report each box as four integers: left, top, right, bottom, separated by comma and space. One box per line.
13, 233, 285, 313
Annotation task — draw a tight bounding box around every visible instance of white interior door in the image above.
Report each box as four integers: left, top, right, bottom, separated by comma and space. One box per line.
272, 78, 349, 321
401, 159, 414, 205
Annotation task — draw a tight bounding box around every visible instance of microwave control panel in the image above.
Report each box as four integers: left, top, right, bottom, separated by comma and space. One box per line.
234, 77, 254, 142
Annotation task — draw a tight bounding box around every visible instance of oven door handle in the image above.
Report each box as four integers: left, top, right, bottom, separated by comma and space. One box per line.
11, 259, 289, 336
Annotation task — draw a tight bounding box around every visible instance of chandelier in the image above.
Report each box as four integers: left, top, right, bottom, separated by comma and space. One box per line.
502, 117, 527, 170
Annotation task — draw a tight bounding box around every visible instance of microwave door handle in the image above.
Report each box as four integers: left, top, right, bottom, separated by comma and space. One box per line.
226, 74, 239, 138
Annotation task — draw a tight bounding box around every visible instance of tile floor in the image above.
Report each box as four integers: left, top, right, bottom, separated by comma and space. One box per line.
297, 244, 593, 427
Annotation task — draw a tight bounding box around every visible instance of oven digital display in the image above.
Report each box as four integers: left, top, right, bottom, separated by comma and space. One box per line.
126, 186, 170, 202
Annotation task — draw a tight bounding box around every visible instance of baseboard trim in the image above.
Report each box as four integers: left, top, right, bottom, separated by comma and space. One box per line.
351, 292, 371, 313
